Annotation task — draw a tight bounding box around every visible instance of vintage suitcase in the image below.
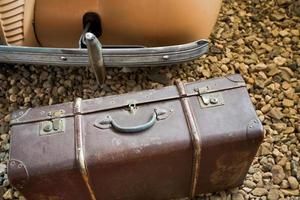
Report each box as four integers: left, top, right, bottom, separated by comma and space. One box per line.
8, 74, 264, 200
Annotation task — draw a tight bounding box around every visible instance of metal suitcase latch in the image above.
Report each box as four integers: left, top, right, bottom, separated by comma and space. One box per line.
39, 110, 65, 136
197, 88, 224, 108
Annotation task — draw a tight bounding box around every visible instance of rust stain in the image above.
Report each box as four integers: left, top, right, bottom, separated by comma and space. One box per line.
210, 151, 251, 187
82, 173, 97, 200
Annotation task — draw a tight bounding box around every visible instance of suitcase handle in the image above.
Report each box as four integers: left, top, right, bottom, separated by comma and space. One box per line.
94, 108, 172, 133
109, 112, 157, 133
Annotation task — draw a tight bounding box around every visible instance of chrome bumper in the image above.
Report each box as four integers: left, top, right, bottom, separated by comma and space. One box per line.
0, 33, 209, 84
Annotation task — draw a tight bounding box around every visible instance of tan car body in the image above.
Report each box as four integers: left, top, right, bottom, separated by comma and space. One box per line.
0, 0, 222, 47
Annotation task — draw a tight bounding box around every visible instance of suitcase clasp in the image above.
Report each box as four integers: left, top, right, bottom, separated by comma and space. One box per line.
197, 88, 225, 108
40, 119, 65, 136
39, 110, 66, 136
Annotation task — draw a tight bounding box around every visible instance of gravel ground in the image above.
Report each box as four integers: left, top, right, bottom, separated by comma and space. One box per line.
0, 0, 300, 199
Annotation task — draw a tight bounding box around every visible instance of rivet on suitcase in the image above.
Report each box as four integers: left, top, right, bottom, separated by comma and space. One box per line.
8, 74, 264, 200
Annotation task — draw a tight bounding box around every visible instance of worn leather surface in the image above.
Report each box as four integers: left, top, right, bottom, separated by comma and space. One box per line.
8, 75, 264, 200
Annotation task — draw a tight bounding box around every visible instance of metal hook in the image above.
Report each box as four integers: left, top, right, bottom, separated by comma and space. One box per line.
85, 32, 106, 86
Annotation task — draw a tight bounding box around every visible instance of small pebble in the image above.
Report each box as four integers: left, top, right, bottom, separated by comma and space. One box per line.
268, 189, 280, 200
272, 165, 285, 184
251, 188, 268, 196
287, 176, 299, 189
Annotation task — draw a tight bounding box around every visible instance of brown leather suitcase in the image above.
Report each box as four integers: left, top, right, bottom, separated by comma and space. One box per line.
8, 74, 264, 200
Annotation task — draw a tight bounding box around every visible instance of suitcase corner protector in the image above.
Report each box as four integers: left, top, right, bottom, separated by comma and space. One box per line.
246, 118, 264, 142
10, 108, 32, 125
8, 159, 29, 189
